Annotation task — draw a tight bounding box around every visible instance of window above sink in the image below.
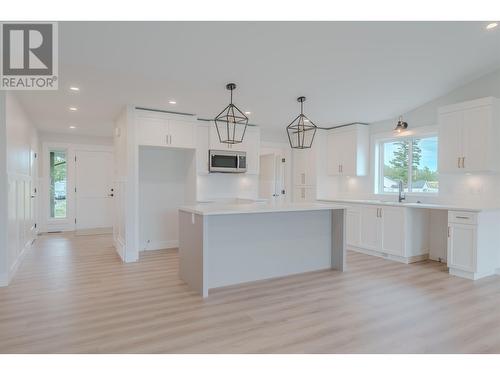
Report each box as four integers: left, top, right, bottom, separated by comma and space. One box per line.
375, 133, 439, 195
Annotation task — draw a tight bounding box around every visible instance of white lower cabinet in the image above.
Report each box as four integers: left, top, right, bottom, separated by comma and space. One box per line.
359, 205, 380, 251
346, 208, 361, 248
348, 204, 429, 263
447, 223, 476, 273
380, 206, 405, 256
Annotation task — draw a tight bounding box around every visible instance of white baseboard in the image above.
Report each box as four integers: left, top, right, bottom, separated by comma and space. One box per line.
349, 246, 428, 264
114, 236, 126, 262
1, 239, 33, 287
449, 267, 495, 281
142, 239, 178, 251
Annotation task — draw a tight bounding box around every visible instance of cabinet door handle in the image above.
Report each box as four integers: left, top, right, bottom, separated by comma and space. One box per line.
462, 156, 465, 169
301, 173, 305, 185
376, 208, 379, 217
340, 164, 343, 173
379, 208, 382, 218
301, 188, 305, 199
448, 226, 450, 238
457, 157, 461, 168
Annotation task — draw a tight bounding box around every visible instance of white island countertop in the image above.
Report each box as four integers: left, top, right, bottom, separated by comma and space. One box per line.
179, 201, 349, 216
318, 198, 500, 212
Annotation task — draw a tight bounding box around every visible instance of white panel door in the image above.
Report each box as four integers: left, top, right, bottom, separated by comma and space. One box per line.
259, 153, 277, 199
438, 110, 463, 173
360, 206, 381, 251
75, 150, 114, 232
448, 223, 476, 272
168, 119, 195, 149
380, 207, 405, 256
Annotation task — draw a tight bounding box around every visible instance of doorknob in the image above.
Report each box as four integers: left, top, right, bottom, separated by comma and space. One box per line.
108, 193, 114, 197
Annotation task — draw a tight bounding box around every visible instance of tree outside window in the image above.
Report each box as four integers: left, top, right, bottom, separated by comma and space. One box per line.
50, 150, 68, 218
381, 136, 438, 193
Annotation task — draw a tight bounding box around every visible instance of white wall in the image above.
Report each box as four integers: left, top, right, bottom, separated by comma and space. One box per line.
318, 67, 500, 208
139, 146, 196, 251
0, 92, 7, 286
2, 93, 39, 286
196, 174, 259, 201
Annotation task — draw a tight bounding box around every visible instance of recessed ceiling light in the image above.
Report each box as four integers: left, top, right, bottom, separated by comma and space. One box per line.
245, 111, 251, 115
69, 125, 76, 129
69, 107, 78, 111
69, 86, 80, 91
486, 22, 498, 30
169, 100, 177, 104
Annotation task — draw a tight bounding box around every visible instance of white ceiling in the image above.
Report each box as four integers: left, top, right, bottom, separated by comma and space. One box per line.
14, 21, 500, 138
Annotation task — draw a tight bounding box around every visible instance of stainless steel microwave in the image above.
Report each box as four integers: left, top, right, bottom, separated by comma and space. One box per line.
209, 150, 247, 173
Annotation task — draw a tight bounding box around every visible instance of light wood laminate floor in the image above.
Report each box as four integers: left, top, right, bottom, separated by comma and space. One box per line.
1, 232, 500, 353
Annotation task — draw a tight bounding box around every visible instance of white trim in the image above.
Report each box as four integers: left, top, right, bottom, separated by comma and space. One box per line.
349, 246, 429, 264
41, 141, 114, 233
141, 240, 179, 251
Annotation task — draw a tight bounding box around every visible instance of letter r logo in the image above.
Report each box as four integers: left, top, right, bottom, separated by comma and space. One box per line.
2, 23, 53, 75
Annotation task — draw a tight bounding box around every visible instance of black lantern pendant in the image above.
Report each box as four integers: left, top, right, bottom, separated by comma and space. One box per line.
214, 83, 249, 144
394, 115, 408, 133
286, 96, 317, 149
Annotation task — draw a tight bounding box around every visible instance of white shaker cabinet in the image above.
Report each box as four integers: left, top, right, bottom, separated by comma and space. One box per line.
448, 223, 476, 273
326, 124, 369, 176
136, 111, 195, 149
345, 207, 361, 248
351, 204, 428, 263
438, 97, 500, 174
359, 205, 381, 251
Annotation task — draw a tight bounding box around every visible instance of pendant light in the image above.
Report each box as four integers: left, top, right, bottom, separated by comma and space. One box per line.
394, 115, 408, 134
214, 83, 248, 144
286, 96, 317, 149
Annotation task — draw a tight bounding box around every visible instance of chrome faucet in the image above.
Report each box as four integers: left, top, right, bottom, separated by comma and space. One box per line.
398, 180, 406, 203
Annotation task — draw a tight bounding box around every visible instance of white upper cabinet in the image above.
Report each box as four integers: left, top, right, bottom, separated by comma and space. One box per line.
136, 111, 195, 149
136, 114, 167, 147
326, 124, 369, 176
168, 118, 195, 149
438, 97, 500, 173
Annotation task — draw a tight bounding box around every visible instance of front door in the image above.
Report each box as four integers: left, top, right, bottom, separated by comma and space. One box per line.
75, 150, 114, 234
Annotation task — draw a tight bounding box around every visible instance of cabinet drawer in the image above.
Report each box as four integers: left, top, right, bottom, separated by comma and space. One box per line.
448, 211, 477, 225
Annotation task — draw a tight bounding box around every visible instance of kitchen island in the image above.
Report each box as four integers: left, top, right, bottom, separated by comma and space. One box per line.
178, 202, 347, 297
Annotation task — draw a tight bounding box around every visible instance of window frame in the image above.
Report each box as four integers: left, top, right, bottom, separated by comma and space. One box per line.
375, 128, 439, 196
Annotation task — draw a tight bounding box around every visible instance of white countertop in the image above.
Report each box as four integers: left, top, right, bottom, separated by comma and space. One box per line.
179, 201, 348, 216
319, 198, 498, 212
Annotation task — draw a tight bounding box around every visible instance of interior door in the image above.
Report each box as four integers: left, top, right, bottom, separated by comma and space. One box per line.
28, 148, 38, 241
75, 150, 114, 234
259, 153, 278, 200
